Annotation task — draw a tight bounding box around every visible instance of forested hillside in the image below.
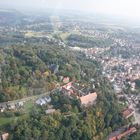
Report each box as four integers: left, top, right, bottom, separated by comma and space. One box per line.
2, 46, 124, 140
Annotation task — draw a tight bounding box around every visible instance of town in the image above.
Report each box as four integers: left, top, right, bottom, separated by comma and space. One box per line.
0, 8, 140, 140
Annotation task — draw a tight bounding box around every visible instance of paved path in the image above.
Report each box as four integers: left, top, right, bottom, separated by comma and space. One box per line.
0, 88, 59, 107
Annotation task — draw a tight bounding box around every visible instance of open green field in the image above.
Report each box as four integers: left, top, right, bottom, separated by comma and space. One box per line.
0, 115, 27, 127
23, 100, 35, 113
59, 30, 81, 40
0, 117, 13, 127
60, 32, 71, 40
0, 101, 35, 128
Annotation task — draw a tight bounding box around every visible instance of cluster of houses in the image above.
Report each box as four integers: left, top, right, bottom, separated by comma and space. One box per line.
36, 96, 51, 106
83, 47, 110, 57
113, 38, 128, 47
101, 57, 140, 93
35, 96, 56, 115
102, 56, 140, 139
79, 35, 140, 140
80, 30, 110, 40
83, 45, 140, 95
61, 82, 97, 106
35, 81, 98, 115
79, 43, 140, 140
0, 101, 24, 112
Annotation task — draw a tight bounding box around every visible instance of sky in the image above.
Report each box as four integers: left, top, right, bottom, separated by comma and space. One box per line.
1, 0, 140, 19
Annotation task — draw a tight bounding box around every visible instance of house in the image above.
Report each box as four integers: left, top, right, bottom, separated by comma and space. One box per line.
0, 108, 5, 113
0, 133, 9, 140
50, 64, 59, 74
62, 82, 73, 91
63, 77, 70, 84
7, 103, 16, 110
62, 82, 76, 97
62, 82, 73, 95
45, 109, 56, 114
0, 104, 7, 112
36, 99, 46, 106
44, 96, 51, 103
130, 82, 136, 91
114, 84, 122, 93
80, 92, 97, 106
109, 127, 137, 140
122, 108, 134, 119
16, 101, 24, 107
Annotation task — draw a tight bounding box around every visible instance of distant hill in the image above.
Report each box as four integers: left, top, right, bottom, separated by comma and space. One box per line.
0, 9, 24, 26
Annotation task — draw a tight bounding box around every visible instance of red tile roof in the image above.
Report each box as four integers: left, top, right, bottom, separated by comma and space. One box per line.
80, 92, 97, 106
109, 127, 137, 140
1, 133, 9, 140
122, 108, 134, 119
63, 77, 70, 84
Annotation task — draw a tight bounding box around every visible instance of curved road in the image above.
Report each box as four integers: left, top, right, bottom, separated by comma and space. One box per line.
0, 88, 58, 107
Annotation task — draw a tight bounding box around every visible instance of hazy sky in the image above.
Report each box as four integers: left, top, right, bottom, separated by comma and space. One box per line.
1, 0, 140, 18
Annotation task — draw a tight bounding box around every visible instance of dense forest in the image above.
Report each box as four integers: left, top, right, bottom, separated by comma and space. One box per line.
0, 46, 80, 101
0, 44, 100, 102
66, 34, 113, 48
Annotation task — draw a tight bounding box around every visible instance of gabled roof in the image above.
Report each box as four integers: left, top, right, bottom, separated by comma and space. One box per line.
109, 127, 137, 140
80, 92, 97, 106
122, 108, 134, 119
1, 133, 9, 140
45, 109, 56, 114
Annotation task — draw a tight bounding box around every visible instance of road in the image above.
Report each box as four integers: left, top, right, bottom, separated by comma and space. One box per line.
0, 88, 59, 107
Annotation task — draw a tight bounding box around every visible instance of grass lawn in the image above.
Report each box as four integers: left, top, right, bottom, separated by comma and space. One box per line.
0, 100, 34, 128
23, 100, 35, 113
60, 32, 71, 40
0, 114, 28, 128
0, 117, 13, 127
